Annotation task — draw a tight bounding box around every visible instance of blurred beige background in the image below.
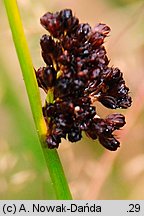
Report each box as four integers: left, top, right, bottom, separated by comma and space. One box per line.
0, 0, 144, 199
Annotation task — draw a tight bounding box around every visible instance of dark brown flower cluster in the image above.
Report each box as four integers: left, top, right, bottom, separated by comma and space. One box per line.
36, 9, 132, 150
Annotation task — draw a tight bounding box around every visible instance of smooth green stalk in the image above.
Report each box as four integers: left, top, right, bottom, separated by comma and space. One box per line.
46, 89, 54, 104
4, 0, 72, 200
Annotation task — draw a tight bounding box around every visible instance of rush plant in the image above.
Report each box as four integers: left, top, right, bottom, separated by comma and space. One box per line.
4, 0, 131, 200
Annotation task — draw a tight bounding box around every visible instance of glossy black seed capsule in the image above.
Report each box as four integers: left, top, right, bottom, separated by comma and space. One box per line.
99, 135, 120, 151
68, 127, 82, 142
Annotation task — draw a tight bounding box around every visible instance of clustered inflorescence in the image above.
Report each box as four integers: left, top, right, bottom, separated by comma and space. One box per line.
36, 9, 132, 150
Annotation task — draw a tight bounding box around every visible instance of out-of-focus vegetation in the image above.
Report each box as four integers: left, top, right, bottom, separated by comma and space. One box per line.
0, 0, 144, 199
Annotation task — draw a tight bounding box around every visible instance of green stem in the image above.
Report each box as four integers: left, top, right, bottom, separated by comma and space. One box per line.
4, 0, 72, 200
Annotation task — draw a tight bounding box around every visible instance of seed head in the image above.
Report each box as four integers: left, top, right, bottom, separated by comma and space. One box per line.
36, 9, 132, 150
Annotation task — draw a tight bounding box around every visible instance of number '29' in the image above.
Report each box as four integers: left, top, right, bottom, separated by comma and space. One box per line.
128, 204, 140, 212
